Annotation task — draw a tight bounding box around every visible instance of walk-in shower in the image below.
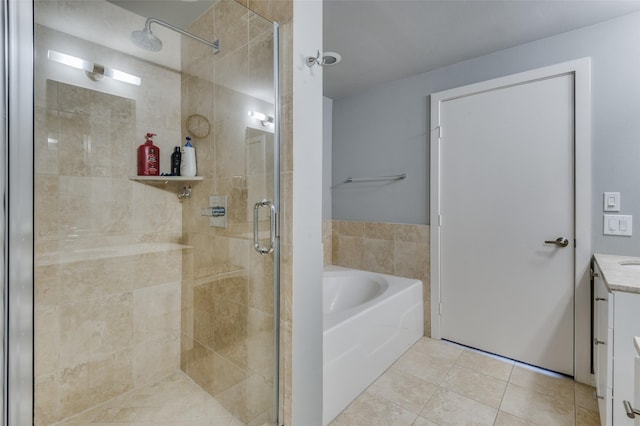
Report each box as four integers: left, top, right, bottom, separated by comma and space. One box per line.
4, 0, 280, 424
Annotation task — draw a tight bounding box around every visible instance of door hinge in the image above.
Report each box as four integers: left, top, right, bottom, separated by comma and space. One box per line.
439, 303, 443, 315
438, 214, 442, 227
438, 126, 442, 139
574, 239, 576, 248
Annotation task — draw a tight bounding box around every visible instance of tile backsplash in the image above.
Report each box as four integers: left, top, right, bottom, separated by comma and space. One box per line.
325, 220, 431, 336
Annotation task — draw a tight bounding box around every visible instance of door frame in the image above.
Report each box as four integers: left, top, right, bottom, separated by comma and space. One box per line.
430, 58, 592, 383
5, 0, 35, 423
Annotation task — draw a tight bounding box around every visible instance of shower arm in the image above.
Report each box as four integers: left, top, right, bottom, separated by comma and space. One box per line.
145, 17, 220, 52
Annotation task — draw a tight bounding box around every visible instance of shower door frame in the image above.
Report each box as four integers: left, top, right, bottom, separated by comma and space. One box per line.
3, 2, 282, 425
4, 0, 35, 424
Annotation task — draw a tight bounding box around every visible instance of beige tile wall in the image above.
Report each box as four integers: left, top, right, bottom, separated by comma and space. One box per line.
179, 1, 289, 425
33, 81, 183, 425
328, 220, 431, 336
34, 1, 294, 424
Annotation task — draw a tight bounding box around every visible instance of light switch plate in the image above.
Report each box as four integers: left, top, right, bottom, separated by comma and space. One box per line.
603, 214, 632, 236
603, 192, 621, 212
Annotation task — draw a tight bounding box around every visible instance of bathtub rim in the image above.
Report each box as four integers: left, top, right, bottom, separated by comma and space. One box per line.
323, 265, 423, 333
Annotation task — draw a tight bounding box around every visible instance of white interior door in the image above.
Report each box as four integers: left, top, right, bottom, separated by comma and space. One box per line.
435, 73, 575, 375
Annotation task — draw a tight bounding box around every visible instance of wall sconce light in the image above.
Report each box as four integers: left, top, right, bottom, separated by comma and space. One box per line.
248, 110, 274, 126
47, 50, 142, 86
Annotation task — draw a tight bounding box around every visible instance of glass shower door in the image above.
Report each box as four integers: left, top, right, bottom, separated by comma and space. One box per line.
31, 1, 279, 424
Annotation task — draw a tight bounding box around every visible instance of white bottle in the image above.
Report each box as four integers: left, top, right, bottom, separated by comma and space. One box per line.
180, 137, 197, 177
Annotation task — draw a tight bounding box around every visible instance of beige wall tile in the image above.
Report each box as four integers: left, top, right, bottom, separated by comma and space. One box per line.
58, 293, 133, 369
365, 222, 395, 240
133, 282, 181, 342
35, 107, 59, 175
337, 220, 365, 237
87, 349, 133, 407
58, 363, 92, 421
394, 241, 429, 281
183, 340, 248, 396
35, 306, 60, 376
132, 335, 180, 388
34, 264, 60, 306
34, 373, 61, 425
216, 375, 272, 423
363, 238, 394, 274
247, 0, 293, 23
35, 22, 188, 424
395, 223, 429, 243
334, 235, 364, 269
249, 32, 275, 97
215, 0, 250, 58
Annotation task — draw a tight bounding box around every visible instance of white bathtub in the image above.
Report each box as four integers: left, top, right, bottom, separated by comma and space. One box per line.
323, 266, 424, 425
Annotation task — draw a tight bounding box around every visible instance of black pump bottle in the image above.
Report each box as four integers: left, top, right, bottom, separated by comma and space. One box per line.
171, 146, 182, 176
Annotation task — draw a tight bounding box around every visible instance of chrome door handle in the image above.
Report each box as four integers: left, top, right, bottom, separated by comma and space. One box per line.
623, 400, 640, 418
253, 199, 276, 255
544, 237, 569, 247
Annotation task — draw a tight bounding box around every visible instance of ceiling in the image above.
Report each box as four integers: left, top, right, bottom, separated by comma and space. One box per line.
106, 0, 640, 100
323, 0, 640, 99
106, 0, 214, 28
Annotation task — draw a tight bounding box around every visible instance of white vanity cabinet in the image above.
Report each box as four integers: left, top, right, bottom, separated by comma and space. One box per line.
593, 256, 640, 426
594, 263, 613, 426
634, 338, 640, 426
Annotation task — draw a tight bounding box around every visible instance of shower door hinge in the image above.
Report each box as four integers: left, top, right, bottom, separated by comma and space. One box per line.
439, 303, 443, 315
438, 126, 443, 139
438, 214, 442, 227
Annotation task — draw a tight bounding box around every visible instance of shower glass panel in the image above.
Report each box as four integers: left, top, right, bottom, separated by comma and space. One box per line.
32, 1, 279, 425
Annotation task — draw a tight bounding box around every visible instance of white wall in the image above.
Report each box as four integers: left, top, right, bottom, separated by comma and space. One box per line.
292, 0, 323, 424
332, 11, 640, 256
323, 97, 332, 220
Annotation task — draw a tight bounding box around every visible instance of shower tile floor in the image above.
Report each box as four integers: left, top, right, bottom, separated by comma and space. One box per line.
331, 337, 600, 426
54, 372, 244, 426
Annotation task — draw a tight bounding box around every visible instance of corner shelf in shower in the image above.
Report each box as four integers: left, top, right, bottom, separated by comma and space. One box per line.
129, 176, 204, 198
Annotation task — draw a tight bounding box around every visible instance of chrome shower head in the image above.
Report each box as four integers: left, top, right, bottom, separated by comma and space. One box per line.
130, 27, 163, 52
131, 17, 220, 53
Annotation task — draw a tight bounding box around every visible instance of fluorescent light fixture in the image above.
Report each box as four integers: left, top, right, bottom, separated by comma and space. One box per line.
47, 50, 141, 86
105, 68, 141, 86
248, 110, 274, 126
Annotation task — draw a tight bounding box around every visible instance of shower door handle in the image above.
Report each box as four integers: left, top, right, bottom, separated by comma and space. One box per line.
253, 199, 276, 255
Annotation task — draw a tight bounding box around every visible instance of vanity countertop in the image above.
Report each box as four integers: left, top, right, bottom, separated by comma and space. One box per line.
593, 253, 640, 294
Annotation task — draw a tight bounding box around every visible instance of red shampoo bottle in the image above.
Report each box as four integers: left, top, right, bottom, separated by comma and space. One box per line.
137, 133, 160, 176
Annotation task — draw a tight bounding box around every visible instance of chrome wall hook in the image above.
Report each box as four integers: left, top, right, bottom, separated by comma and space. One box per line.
306, 50, 322, 67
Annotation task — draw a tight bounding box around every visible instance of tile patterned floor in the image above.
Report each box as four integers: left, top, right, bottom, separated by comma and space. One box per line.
331, 337, 600, 426
54, 372, 244, 426
52, 337, 599, 425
